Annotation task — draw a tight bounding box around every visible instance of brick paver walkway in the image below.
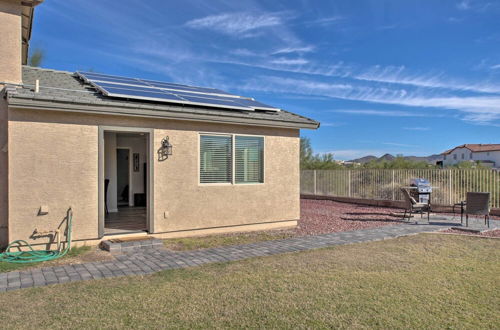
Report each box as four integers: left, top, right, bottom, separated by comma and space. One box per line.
0, 219, 495, 292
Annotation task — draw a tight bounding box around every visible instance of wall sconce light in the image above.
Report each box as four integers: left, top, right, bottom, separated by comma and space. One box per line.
158, 136, 173, 161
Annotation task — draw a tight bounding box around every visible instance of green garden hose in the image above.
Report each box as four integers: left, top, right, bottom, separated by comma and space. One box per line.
0, 207, 73, 263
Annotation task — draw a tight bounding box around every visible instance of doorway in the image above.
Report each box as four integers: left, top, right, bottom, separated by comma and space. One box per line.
99, 127, 154, 236
116, 148, 130, 207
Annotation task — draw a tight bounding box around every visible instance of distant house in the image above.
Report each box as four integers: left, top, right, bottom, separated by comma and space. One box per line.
0, 0, 319, 248
440, 144, 500, 168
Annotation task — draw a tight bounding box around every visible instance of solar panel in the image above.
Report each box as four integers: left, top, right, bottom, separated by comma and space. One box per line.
231, 98, 283, 111
94, 82, 252, 111
76, 71, 280, 112
97, 85, 185, 103
141, 79, 232, 96
78, 72, 145, 86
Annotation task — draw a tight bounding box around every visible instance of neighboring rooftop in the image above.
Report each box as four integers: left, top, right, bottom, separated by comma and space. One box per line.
442, 144, 500, 155
3, 66, 319, 129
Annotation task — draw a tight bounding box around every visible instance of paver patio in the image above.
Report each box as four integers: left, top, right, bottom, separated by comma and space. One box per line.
1, 216, 497, 292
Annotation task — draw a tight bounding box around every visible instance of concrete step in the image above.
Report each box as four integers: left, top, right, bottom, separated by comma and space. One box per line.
100, 237, 163, 254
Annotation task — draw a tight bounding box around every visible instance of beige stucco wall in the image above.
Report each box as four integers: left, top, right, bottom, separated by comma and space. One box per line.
0, 98, 8, 246
0, 0, 22, 85
7, 108, 300, 245
8, 112, 99, 246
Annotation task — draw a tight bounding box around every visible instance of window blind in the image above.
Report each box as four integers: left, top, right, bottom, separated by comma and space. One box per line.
200, 135, 232, 183
235, 136, 264, 184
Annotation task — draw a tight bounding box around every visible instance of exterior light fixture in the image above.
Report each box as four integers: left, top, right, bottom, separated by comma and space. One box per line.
158, 136, 173, 161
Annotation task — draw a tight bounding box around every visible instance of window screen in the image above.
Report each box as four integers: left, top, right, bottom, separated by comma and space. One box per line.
200, 135, 232, 183
235, 136, 264, 184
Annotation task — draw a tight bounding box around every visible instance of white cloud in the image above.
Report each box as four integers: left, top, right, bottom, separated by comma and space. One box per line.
354, 65, 500, 94
271, 46, 315, 55
307, 16, 344, 26
185, 12, 283, 36
491, 64, 500, 70
271, 58, 309, 65
332, 109, 428, 117
320, 122, 344, 127
209, 55, 500, 95
230, 48, 260, 57
240, 75, 500, 125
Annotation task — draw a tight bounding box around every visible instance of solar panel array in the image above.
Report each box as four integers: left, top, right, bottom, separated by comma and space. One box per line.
76, 71, 280, 112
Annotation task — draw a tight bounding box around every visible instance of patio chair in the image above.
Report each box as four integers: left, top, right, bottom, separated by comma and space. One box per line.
400, 188, 430, 221
464, 192, 490, 228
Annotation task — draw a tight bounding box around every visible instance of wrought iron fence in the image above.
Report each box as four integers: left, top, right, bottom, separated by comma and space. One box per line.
301, 169, 500, 208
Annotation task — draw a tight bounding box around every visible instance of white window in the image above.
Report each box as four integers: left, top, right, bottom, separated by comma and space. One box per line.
461, 153, 465, 159
200, 135, 232, 184
453, 154, 457, 160
470, 153, 473, 159
200, 134, 264, 184
235, 136, 264, 184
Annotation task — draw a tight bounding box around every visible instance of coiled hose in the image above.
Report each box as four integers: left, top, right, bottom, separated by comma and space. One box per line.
0, 207, 73, 263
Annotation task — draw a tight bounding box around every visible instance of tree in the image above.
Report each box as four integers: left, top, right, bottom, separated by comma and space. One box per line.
452, 161, 487, 169
300, 137, 314, 168
28, 48, 45, 67
300, 137, 342, 169
362, 156, 433, 169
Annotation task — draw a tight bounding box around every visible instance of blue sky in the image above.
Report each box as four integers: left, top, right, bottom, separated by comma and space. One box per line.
31, 0, 500, 160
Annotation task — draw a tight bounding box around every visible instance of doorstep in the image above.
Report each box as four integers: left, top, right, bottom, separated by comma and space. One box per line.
100, 236, 163, 254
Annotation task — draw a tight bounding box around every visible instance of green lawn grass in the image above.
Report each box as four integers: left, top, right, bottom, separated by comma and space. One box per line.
0, 234, 498, 329
0, 246, 91, 273
163, 230, 294, 251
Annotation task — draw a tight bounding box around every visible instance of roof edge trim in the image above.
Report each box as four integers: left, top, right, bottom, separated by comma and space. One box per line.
7, 98, 320, 130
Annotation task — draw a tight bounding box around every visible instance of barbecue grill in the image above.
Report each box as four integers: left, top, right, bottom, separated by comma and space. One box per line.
409, 178, 432, 204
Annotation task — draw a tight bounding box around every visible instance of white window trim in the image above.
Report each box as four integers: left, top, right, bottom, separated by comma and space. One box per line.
198, 132, 265, 186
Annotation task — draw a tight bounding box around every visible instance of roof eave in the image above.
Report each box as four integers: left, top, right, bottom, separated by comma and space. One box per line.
21, 1, 44, 65
7, 97, 320, 130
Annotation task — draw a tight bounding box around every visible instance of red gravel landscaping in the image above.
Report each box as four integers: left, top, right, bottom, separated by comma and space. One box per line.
297, 199, 404, 236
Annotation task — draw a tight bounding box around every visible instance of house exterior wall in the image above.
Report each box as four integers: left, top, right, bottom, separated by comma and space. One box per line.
473, 151, 500, 167
104, 132, 118, 212
6, 108, 300, 245
0, 0, 22, 85
0, 98, 8, 246
442, 147, 472, 166
442, 147, 500, 167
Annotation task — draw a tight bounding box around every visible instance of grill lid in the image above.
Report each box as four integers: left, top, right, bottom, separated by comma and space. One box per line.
410, 178, 431, 187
